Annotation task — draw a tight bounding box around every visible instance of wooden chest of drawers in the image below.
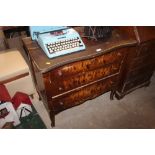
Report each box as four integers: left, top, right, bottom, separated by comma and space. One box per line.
22, 29, 136, 126
115, 27, 155, 99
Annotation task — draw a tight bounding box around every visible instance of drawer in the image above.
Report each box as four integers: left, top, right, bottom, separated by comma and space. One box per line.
50, 49, 124, 79
46, 63, 120, 96
123, 73, 153, 92
51, 75, 118, 114
137, 42, 155, 57
46, 62, 121, 97
126, 63, 154, 82
130, 53, 155, 70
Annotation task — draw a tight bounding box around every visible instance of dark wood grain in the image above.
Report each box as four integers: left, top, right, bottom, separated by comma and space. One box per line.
115, 26, 155, 99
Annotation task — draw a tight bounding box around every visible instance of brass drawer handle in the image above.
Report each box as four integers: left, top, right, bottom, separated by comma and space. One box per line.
58, 87, 63, 91
49, 73, 52, 84
59, 102, 64, 105
117, 52, 121, 56
58, 70, 62, 76
113, 67, 118, 70
110, 81, 114, 85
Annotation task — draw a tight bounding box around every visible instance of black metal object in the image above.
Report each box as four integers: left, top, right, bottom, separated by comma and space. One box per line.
84, 26, 112, 41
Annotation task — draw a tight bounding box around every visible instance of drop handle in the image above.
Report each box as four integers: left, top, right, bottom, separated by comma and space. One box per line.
110, 81, 114, 85
49, 78, 52, 84
58, 87, 63, 91
117, 52, 121, 56
113, 67, 118, 70
59, 101, 64, 105
49, 74, 52, 84
58, 70, 62, 76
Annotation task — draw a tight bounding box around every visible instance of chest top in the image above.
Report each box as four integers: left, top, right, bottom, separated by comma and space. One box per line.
22, 29, 137, 73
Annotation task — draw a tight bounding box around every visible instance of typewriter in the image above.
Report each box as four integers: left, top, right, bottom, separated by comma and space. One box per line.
30, 26, 86, 58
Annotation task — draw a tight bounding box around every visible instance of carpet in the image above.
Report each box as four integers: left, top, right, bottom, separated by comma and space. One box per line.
15, 105, 46, 129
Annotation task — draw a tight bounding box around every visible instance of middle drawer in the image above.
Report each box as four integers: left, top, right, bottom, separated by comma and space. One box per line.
44, 61, 121, 97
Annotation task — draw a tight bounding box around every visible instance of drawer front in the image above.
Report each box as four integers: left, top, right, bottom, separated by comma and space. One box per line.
51, 75, 118, 114
137, 42, 155, 57
50, 49, 124, 79
48, 62, 121, 96
126, 63, 154, 82
123, 73, 153, 92
130, 53, 155, 70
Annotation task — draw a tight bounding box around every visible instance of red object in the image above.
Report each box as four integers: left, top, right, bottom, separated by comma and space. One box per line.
0, 84, 11, 102
12, 92, 32, 110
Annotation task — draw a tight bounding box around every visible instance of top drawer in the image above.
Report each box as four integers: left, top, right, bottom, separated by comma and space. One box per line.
49, 49, 124, 79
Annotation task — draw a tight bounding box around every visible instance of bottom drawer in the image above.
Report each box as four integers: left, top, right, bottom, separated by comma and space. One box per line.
51, 75, 118, 114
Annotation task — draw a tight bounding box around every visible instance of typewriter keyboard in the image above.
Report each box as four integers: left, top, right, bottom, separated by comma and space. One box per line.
46, 37, 83, 53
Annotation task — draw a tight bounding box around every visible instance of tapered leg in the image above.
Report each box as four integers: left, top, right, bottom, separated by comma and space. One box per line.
114, 91, 125, 100
38, 95, 41, 101
50, 111, 55, 127
110, 90, 115, 100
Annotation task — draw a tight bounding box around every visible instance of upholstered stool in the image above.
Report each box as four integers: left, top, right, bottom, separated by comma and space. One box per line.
0, 49, 35, 97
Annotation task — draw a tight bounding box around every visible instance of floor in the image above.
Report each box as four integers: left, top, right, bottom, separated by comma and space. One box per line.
32, 73, 155, 129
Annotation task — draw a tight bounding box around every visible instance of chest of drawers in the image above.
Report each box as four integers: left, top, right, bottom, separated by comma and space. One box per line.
23, 29, 136, 126
115, 27, 155, 99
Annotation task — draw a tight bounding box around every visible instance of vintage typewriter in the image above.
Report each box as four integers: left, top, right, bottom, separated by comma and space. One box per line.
30, 26, 86, 58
